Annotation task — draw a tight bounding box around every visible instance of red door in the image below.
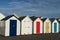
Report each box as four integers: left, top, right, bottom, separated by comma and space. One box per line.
36, 22, 40, 34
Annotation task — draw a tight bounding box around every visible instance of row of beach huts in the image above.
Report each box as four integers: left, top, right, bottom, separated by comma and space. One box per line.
0, 13, 60, 36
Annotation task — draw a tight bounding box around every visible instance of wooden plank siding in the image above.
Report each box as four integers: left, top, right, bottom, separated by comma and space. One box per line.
0, 21, 5, 35
46, 22, 49, 33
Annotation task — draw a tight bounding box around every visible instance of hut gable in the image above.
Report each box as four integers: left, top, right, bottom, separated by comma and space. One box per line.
22, 16, 32, 22
34, 17, 42, 22
1, 14, 19, 21
19, 16, 32, 22
53, 19, 58, 23
0, 13, 5, 20
45, 18, 51, 22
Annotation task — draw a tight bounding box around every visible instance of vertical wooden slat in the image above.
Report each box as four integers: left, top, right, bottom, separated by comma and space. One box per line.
46, 22, 49, 33
36, 22, 40, 34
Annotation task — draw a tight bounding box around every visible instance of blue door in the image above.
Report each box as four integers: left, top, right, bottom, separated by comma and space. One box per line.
10, 20, 17, 36
54, 23, 57, 32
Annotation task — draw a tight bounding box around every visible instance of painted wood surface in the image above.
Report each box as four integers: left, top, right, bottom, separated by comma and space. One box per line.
36, 22, 40, 34
10, 20, 17, 36
21, 16, 32, 35
52, 20, 59, 33
44, 19, 51, 33
46, 22, 49, 33
54, 23, 57, 32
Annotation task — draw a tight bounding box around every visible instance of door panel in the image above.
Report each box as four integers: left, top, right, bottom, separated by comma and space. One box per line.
46, 22, 49, 33
10, 20, 17, 36
54, 23, 57, 32
36, 22, 40, 34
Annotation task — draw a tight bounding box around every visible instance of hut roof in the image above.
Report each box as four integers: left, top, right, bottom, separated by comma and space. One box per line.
49, 18, 55, 22
41, 18, 47, 22
1, 14, 19, 21
57, 18, 60, 23
50, 18, 59, 23
18, 16, 26, 21
30, 16, 37, 21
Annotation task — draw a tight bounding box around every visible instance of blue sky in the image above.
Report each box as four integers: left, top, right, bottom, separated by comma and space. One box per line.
0, 0, 60, 18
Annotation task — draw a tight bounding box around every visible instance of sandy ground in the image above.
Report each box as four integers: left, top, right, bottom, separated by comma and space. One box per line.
0, 33, 60, 40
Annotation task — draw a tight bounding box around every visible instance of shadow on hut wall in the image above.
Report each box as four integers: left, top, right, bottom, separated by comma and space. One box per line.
58, 21, 60, 33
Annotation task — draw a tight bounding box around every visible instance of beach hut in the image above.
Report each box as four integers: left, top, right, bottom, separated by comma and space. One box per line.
30, 16, 43, 34
19, 16, 33, 35
0, 14, 20, 36
52, 19, 59, 33
43, 18, 51, 33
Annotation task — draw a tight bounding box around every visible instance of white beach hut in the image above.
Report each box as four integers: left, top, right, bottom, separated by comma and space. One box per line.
43, 18, 51, 33
19, 16, 33, 35
52, 19, 59, 33
30, 16, 43, 34
0, 14, 20, 36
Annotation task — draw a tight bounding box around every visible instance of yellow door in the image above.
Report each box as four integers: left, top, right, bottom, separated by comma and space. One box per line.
46, 22, 49, 33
